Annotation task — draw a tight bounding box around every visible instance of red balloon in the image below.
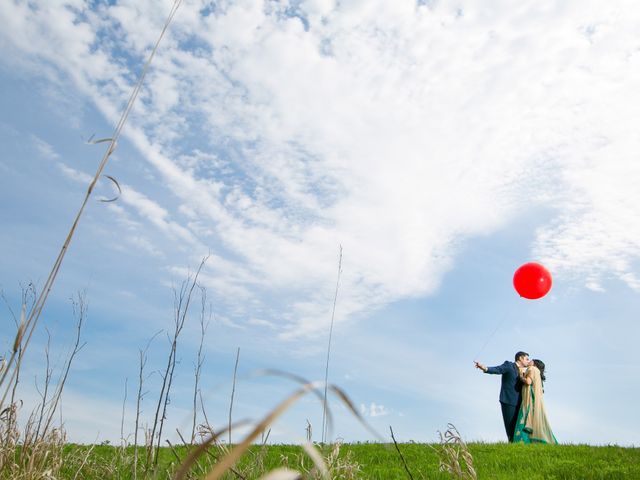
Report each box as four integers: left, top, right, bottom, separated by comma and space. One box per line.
513, 262, 552, 299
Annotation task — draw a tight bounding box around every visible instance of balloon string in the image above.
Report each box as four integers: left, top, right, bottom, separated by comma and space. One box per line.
473, 311, 509, 362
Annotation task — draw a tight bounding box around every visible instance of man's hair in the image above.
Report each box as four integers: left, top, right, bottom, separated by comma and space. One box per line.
515, 351, 529, 362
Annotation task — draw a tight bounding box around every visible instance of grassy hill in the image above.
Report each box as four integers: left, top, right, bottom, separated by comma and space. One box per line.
43, 442, 640, 479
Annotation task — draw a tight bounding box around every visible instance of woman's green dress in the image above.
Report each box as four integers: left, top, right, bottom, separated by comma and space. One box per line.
513, 366, 558, 444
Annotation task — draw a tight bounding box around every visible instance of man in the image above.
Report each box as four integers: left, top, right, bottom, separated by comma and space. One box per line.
475, 351, 530, 442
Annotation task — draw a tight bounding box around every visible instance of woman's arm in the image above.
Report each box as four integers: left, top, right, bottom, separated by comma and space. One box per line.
519, 368, 533, 385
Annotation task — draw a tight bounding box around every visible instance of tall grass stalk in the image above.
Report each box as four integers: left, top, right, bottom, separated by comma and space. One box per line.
431, 423, 477, 480
1, 285, 34, 443
389, 425, 415, 480
0, 292, 87, 479
192, 286, 210, 444
120, 377, 128, 449
34, 328, 53, 442
148, 257, 207, 468
134, 330, 160, 478
0, 0, 184, 412
176, 379, 371, 480
40, 292, 87, 440
228, 346, 240, 445
321, 245, 343, 444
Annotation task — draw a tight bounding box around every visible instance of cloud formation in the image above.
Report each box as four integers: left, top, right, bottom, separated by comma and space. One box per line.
360, 402, 390, 418
3, 0, 640, 339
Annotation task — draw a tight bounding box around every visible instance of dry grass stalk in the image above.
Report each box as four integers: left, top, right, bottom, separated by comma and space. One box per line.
0, 293, 88, 479
305, 419, 312, 443
172, 420, 249, 480
431, 423, 477, 480
12, 305, 26, 354
1, 285, 36, 437
192, 286, 210, 444
148, 256, 208, 468
316, 441, 361, 480
134, 330, 161, 478
198, 389, 213, 441
7, 309, 26, 446
120, 377, 128, 449
256, 370, 333, 440
250, 428, 272, 475
72, 444, 97, 480
0, 0, 184, 413
271, 440, 360, 480
175, 378, 373, 480
228, 346, 240, 445
259, 369, 382, 442
34, 329, 53, 442
300, 442, 330, 479
202, 385, 317, 480
39, 292, 87, 440
389, 426, 414, 480
259, 468, 302, 480
322, 245, 343, 444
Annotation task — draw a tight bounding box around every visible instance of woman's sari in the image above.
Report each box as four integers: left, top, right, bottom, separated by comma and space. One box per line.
513, 366, 558, 444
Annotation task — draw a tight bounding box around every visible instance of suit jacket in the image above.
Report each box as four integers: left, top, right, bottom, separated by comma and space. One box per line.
485, 361, 522, 406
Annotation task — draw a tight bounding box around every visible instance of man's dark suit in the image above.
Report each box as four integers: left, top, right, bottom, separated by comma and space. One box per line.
485, 361, 522, 442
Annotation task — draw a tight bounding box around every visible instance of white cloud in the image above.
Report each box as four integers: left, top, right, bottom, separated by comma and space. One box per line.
585, 278, 605, 293
360, 402, 389, 418
120, 184, 198, 246
534, 141, 640, 290
126, 234, 164, 258
248, 318, 277, 329
619, 273, 640, 292
32, 135, 60, 160
32, 135, 95, 184
4, 0, 640, 339
56, 162, 93, 184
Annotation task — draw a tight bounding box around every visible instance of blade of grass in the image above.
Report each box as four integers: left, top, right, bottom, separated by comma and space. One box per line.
172, 420, 250, 480
203, 383, 322, 480
301, 442, 329, 480
259, 468, 302, 480
202, 380, 382, 480
389, 425, 414, 480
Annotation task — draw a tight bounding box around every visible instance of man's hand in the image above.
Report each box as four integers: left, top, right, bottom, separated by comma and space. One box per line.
474, 361, 488, 372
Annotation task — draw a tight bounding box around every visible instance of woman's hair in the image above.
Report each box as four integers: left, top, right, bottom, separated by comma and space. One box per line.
533, 359, 546, 383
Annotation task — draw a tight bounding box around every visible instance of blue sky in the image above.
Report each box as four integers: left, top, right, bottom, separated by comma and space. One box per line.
1, 0, 639, 446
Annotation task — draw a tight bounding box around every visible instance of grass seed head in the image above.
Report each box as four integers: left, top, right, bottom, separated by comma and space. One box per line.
13, 303, 27, 353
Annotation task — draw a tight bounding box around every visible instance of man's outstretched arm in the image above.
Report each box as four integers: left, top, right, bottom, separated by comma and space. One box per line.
474, 361, 488, 373
475, 360, 509, 374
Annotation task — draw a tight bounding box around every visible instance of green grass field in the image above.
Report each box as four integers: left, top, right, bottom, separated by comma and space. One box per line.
49, 442, 640, 479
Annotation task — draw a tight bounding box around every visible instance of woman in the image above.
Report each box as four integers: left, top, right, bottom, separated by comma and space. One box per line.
513, 359, 558, 444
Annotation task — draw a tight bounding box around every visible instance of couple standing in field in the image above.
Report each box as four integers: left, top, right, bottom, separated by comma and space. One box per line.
475, 351, 557, 444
